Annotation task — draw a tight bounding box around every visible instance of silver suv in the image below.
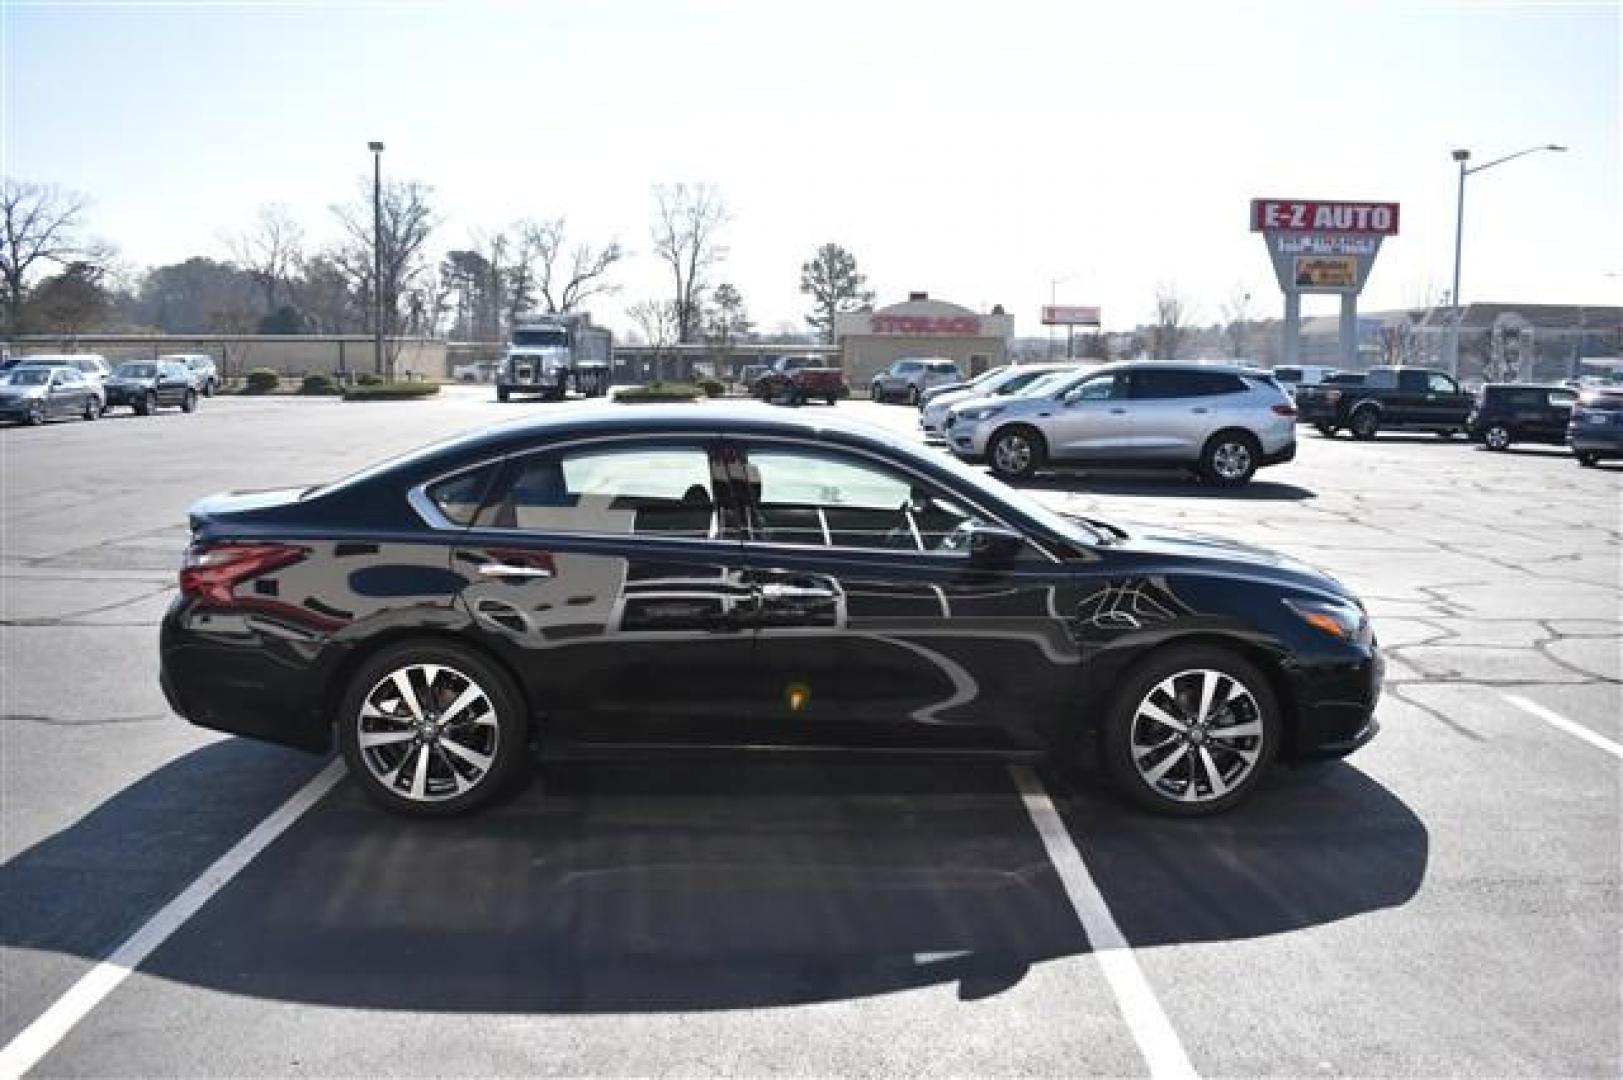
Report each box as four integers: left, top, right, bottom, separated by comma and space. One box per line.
945, 362, 1297, 485
870, 357, 961, 404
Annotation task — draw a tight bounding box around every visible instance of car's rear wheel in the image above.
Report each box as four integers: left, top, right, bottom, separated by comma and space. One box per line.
338, 641, 529, 817
1349, 406, 1380, 440
1200, 431, 1260, 485
1576, 451, 1599, 467
496, 386, 510, 403
1483, 424, 1512, 451
1101, 645, 1280, 816
82, 397, 98, 421
1314, 423, 1338, 437
203, 378, 216, 397
988, 425, 1045, 480
136, 391, 156, 416
824, 392, 837, 406
181, 389, 198, 413
870, 383, 885, 403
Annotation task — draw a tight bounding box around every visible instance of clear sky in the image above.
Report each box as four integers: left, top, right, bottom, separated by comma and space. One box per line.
3, 0, 1617, 336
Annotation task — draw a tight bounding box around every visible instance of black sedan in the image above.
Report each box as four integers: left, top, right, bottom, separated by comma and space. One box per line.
160, 405, 1381, 818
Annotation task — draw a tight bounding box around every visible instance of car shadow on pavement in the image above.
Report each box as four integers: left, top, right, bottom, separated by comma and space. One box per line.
1009, 474, 1318, 501
0, 749, 1426, 1014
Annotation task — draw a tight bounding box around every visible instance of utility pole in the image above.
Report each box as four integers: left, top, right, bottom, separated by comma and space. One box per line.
369, 140, 385, 379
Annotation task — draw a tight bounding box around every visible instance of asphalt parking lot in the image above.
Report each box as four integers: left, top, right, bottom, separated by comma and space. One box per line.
1, 386, 1618, 1077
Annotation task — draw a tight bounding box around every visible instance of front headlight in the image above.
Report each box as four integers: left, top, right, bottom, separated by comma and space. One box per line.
1284, 598, 1372, 646
956, 404, 1006, 423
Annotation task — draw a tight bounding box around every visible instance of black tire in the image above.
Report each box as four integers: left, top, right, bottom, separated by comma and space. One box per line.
1482, 424, 1512, 451
136, 391, 156, 417
203, 378, 216, 398
82, 396, 99, 421
907, 385, 921, 406
1349, 406, 1380, 441
1314, 423, 1338, 438
1099, 644, 1281, 817
25, 400, 45, 426
181, 389, 198, 414
987, 424, 1045, 480
337, 640, 530, 817
1576, 451, 1599, 467
825, 392, 837, 406
1199, 430, 1261, 486
870, 383, 885, 403
496, 386, 510, 403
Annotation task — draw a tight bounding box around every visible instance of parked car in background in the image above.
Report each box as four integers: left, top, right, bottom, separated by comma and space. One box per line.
1567, 388, 1623, 467
1467, 383, 1578, 451
9, 356, 108, 414
918, 365, 1002, 406
738, 363, 771, 392
946, 362, 1297, 486
162, 404, 1379, 819
103, 360, 201, 415
920, 362, 1081, 442
754, 355, 847, 405
870, 357, 961, 404
163, 353, 220, 396
0, 365, 102, 425
1295, 366, 1471, 440
1270, 365, 1337, 397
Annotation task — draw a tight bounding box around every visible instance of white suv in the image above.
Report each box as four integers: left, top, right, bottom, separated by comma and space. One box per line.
945, 362, 1298, 486
870, 357, 961, 404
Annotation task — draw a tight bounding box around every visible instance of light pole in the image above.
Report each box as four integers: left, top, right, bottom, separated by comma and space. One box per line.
1446, 143, 1566, 379
1047, 276, 1071, 361
368, 140, 385, 379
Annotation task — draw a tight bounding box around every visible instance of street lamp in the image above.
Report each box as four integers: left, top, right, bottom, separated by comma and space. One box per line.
1047, 276, 1071, 361
1446, 143, 1567, 378
368, 140, 385, 379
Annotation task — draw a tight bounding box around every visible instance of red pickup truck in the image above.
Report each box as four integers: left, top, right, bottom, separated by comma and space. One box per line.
753, 355, 848, 406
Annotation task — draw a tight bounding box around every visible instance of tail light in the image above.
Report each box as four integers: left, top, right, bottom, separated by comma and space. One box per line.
1271, 402, 1298, 417
180, 543, 307, 606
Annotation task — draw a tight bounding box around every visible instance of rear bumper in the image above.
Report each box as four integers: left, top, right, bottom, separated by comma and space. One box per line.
1262, 440, 1297, 466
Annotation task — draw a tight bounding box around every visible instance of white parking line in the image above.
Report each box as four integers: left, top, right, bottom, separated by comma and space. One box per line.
1502, 694, 1623, 761
0, 759, 346, 1080
1008, 764, 1198, 1080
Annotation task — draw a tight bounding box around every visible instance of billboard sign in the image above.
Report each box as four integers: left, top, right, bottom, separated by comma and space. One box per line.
1041, 305, 1101, 326
1250, 199, 1400, 235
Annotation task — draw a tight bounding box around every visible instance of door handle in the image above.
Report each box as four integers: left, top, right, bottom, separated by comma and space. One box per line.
759, 583, 835, 601
1191, 407, 1209, 414
1109, 407, 1127, 415
477, 562, 554, 579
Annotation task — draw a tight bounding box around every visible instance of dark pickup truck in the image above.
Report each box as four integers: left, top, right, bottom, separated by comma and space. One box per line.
1297, 366, 1473, 440
753, 355, 849, 406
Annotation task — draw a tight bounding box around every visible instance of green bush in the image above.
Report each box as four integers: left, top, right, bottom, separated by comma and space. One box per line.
300, 373, 336, 395
341, 381, 442, 402
615, 381, 704, 403
244, 368, 280, 394
697, 377, 727, 398
356, 372, 384, 386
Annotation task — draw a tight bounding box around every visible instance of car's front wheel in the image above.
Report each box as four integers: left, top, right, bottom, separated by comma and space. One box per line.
1576, 451, 1599, 467
870, 383, 885, 403
1482, 424, 1512, 451
26, 400, 45, 426
82, 397, 99, 421
907, 385, 921, 406
136, 391, 156, 416
988, 425, 1045, 480
1349, 406, 1380, 441
337, 641, 529, 817
1101, 645, 1280, 816
181, 389, 198, 413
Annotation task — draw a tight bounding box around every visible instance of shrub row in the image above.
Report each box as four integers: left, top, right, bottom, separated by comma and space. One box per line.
616, 381, 705, 403
341, 381, 442, 402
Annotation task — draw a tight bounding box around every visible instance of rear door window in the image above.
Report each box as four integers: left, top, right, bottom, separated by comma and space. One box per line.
1366, 369, 1399, 389
1427, 373, 1460, 394
480, 445, 721, 538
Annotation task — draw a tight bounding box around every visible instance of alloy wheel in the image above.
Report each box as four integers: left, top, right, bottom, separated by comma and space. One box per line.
1130, 668, 1265, 804
1484, 425, 1511, 451
355, 663, 500, 803
991, 432, 1033, 476
1210, 441, 1253, 481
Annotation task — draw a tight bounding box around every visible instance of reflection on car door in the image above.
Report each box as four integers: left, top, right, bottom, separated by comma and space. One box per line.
730, 439, 1082, 752
446, 439, 762, 748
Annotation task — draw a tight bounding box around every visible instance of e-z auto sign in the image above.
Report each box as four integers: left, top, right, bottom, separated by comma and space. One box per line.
1250, 199, 1400, 235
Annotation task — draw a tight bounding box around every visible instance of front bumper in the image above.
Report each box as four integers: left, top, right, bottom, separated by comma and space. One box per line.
1283, 643, 1383, 760
104, 384, 151, 406
0, 397, 43, 420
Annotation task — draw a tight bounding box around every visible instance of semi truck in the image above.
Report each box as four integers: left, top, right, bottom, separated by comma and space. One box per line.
497, 313, 613, 402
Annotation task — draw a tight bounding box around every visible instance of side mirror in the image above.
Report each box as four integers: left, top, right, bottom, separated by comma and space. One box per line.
965, 522, 1025, 564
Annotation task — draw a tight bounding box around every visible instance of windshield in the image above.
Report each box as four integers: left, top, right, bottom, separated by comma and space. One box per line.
8, 369, 51, 385
114, 364, 155, 378
1016, 370, 1084, 398
512, 329, 567, 348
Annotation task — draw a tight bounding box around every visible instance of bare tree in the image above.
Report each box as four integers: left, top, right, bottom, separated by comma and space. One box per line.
515, 218, 624, 316
227, 203, 304, 311
800, 242, 874, 344
628, 298, 680, 374
1218, 286, 1255, 359
1, 179, 108, 334
332, 178, 437, 373
1149, 284, 1194, 361
650, 183, 727, 343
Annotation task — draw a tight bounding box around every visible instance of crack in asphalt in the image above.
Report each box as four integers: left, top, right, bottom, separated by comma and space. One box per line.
2, 712, 170, 727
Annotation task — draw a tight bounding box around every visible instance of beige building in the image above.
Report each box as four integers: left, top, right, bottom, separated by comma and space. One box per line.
835, 293, 1014, 388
